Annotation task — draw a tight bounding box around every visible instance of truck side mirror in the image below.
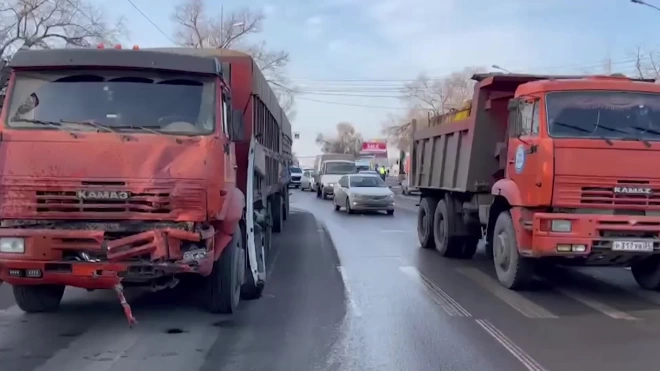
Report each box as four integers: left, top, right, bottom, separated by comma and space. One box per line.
507, 99, 519, 112
231, 108, 244, 141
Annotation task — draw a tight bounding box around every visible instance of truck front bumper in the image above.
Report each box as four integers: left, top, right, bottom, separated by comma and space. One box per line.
0, 227, 214, 289
525, 212, 660, 262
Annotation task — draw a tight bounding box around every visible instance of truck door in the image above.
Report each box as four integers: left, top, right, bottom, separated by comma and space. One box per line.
222, 92, 236, 189
506, 98, 548, 206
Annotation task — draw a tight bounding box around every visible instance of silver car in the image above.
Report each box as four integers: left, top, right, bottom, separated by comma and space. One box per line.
332, 174, 395, 215
300, 170, 316, 191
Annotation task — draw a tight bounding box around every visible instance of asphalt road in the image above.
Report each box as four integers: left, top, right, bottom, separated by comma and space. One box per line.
3, 189, 660, 370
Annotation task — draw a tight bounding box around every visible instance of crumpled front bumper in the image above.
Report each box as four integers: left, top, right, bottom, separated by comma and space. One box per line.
0, 227, 214, 289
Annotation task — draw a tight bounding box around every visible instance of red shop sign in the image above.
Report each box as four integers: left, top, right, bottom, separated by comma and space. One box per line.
361, 141, 387, 152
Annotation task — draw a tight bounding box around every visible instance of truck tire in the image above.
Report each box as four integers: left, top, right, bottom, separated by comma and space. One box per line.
241, 222, 268, 300
433, 199, 465, 258
271, 195, 284, 233
202, 226, 242, 313
13, 284, 65, 313
492, 211, 534, 290
418, 197, 438, 249
631, 256, 660, 290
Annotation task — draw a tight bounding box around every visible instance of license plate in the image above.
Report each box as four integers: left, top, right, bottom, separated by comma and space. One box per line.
612, 241, 654, 252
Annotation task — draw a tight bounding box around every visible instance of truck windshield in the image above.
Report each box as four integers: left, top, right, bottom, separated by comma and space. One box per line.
6, 70, 216, 135
546, 91, 660, 141
325, 162, 357, 175
290, 167, 302, 174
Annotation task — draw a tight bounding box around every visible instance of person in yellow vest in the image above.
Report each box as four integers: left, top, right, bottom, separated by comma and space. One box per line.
378, 166, 386, 181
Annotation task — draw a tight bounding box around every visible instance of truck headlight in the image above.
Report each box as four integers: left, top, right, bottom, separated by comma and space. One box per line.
0, 237, 24, 253
551, 220, 572, 233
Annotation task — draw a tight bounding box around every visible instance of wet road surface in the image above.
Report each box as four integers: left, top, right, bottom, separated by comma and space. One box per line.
2, 189, 660, 370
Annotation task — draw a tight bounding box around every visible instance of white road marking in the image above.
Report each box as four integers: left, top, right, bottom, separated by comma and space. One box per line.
337, 266, 363, 318
458, 268, 558, 319
475, 319, 548, 371
399, 266, 471, 317
552, 286, 638, 320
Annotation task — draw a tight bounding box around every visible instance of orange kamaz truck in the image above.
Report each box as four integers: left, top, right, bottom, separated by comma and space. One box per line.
411, 73, 660, 290
0, 46, 292, 324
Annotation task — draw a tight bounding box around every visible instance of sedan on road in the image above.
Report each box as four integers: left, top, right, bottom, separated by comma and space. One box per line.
332, 174, 395, 215
300, 170, 316, 191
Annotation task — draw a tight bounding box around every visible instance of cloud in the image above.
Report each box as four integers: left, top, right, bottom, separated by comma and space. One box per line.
353, 0, 598, 76
305, 16, 323, 40
262, 4, 276, 16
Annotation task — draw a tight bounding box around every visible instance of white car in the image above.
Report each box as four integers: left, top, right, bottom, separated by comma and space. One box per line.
332, 174, 395, 215
316, 160, 357, 199
300, 170, 316, 191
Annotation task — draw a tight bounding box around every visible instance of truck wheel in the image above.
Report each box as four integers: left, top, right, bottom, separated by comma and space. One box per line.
241, 222, 268, 300
433, 199, 464, 258
631, 256, 660, 290
492, 211, 533, 290
13, 284, 65, 313
202, 226, 242, 313
271, 195, 283, 233
417, 197, 438, 249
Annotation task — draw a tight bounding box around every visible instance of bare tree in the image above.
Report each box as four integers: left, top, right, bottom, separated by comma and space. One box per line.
315, 122, 363, 155
171, 0, 296, 118
382, 66, 485, 150
0, 0, 125, 59
381, 108, 424, 152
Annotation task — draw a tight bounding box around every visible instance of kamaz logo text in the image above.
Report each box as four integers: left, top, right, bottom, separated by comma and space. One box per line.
613, 186, 652, 195
76, 190, 130, 200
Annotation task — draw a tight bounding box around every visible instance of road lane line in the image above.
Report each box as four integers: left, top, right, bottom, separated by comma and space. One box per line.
552, 286, 638, 320
458, 268, 558, 319
399, 266, 471, 317
337, 266, 363, 318
475, 319, 547, 371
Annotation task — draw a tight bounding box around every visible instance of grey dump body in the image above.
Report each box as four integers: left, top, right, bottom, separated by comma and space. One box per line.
411, 73, 656, 194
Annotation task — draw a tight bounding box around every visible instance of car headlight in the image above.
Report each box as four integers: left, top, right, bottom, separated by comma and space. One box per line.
0, 237, 24, 253
328, 183, 335, 187
551, 220, 572, 233
387, 193, 394, 199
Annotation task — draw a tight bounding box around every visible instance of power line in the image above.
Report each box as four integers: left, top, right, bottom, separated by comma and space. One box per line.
297, 97, 419, 110
125, 0, 176, 44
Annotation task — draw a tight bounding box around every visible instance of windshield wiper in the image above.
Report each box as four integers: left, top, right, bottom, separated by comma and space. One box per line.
10, 118, 63, 129
59, 119, 116, 133
553, 121, 613, 145
112, 125, 163, 135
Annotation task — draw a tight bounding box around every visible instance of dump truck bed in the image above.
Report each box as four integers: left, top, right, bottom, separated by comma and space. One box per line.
410, 73, 657, 193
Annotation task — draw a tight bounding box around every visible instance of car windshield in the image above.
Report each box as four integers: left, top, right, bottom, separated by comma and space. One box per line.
350, 175, 387, 187
325, 162, 357, 175
7, 70, 216, 135
291, 167, 302, 174
546, 91, 660, 141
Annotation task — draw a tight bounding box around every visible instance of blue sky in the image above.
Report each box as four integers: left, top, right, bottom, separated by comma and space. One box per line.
102, 0, 660, 157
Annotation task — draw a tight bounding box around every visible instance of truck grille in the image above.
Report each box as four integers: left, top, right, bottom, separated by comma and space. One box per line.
0, 179, 206, 220
36, 190, 171, 213
554, 176, 660, 209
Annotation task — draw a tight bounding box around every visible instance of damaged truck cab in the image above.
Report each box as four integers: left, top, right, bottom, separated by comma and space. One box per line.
412, 73, 660, 290
0, 46, 290, 324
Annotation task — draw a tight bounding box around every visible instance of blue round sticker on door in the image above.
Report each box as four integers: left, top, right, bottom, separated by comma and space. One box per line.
514, 145, 526, 174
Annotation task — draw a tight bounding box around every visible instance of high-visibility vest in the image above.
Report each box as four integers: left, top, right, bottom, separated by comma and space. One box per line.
378, 167, 385, 174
